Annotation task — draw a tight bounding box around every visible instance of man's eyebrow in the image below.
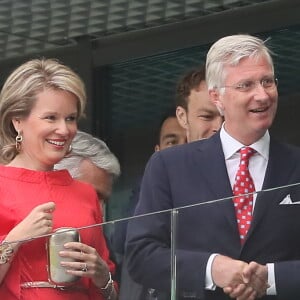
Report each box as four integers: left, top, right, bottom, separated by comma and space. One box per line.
161, 134, 178, 141
196, 108, 215, 114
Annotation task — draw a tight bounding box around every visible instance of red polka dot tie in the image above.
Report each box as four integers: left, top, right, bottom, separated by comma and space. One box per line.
233, 147, 255, 244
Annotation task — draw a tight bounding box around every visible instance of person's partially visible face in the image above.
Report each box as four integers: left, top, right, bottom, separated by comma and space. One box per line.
155, 116, 186, 151
12, 89, 78, 171
211, 55, 278, 145
77, 158, 113, 204
177, 81, 223, 142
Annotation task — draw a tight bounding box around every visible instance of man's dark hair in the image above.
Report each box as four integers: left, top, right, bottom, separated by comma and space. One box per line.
155, 108, 177, 145
175, 65, 206, 110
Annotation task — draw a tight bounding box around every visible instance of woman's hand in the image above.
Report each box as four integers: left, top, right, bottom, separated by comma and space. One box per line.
7, 202, 55, 242
59, 241, 110, 288
59, 242, 118, 299
0, 202, 55, 285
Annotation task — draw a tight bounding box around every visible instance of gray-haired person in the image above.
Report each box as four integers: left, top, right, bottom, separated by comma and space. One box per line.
55, 130, 120, 205
56, 130, 122, 283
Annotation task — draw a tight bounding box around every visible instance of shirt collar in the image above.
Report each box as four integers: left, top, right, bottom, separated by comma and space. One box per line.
220, 124, 270, 160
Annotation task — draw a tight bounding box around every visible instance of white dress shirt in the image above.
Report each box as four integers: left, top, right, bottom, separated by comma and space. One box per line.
205, 125, 276, 295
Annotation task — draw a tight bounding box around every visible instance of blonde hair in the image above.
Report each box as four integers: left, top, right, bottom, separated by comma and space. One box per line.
0, 58, 87, 163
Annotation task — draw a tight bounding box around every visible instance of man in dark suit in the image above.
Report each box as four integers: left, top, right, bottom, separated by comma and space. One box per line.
126, 34, 300, 300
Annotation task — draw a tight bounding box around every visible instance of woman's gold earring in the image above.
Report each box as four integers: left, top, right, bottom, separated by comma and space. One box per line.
15, 131, 23, 152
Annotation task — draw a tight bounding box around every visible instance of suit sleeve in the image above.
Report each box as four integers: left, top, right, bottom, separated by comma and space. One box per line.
275, 261, 300, 300
126, 152, 211, 298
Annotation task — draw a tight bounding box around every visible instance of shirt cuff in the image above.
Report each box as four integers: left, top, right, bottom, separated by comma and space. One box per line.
205, 253, 218, 290
266, 263, 277, 295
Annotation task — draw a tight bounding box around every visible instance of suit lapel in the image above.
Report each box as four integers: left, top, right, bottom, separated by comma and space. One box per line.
247, 139, 298, 238
195, 134, 239, 234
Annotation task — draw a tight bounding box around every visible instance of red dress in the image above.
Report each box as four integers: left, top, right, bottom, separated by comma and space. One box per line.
0, 165, 115, 299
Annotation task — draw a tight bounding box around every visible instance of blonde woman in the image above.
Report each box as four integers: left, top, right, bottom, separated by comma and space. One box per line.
0, 59, 117, 300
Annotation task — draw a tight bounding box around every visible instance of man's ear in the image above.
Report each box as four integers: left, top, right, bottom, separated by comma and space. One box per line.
154, 144, 160, 152
176, 106, 188, 130
209, 89, 224, 116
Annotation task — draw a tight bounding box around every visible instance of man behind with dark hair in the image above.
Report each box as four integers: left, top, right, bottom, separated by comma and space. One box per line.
114, 109, 186, 299
154, 108, 186, 151
176, 65, 223, 142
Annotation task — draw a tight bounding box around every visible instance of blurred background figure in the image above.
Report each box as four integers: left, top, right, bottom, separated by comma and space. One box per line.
113, 109, 186, 266
55, 130, 121, 209
175, 65, 223, 142
55, 130, 121, 281
154, 109, 187, 151
114, 109, 186, 299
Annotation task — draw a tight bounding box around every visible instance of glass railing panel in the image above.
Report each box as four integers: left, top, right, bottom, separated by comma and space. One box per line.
3, 181, 299, 299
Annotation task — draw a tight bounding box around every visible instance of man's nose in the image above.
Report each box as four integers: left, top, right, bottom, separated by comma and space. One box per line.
253, 82, 270, 99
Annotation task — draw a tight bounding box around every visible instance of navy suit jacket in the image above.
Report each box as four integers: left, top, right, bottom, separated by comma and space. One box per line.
126, 132, 300, 300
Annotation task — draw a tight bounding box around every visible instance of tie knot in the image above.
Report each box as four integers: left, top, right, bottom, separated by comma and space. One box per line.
239, 147, 255, 163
